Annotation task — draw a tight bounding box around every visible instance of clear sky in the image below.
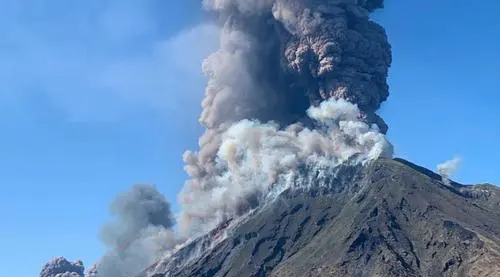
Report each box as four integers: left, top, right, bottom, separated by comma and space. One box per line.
0, 1, 498, 277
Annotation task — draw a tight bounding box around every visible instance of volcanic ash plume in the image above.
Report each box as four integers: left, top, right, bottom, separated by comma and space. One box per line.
42, 0, 394, 273
180, 0, 392, 237
200, 0, 391, 131
437, 156, 462, 186
95, 184, 177, 277
40, 257, 85, 277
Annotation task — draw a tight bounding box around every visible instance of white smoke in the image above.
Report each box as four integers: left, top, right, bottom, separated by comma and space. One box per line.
437, 156, 462, 186
179, 98, 393, 236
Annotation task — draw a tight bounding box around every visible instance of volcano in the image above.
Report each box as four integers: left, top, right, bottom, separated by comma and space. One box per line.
137, 158, 500, 277
40, 1, 500, 277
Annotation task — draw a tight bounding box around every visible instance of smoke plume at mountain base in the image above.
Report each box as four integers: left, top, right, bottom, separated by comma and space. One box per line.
94, 184, 177, 277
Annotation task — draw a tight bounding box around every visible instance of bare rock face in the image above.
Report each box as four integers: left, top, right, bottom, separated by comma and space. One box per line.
137, 158, 500, 277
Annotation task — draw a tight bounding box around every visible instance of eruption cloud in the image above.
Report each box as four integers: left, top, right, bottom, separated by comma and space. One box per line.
42, 0, 394, 275
180, 0, 393, 236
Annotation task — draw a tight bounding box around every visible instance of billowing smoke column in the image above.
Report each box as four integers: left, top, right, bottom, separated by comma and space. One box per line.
180, 0, 393, 236
40, 257, 85, 277
200, 0, 391, 130
41, 0, 394, 273
94, 184, 177, 277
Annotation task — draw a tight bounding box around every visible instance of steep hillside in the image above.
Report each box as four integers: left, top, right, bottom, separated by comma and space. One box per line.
139, 158, 500, 277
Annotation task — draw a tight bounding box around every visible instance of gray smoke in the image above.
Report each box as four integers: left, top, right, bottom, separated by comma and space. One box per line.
40, 185, 177, 277
40, 257, 85, 277
95, 184, 177, 277
200, 0, 391, 131
180, 0, 392, 235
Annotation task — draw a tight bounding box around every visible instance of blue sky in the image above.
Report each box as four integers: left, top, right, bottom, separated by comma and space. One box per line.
0, 1, 499, 277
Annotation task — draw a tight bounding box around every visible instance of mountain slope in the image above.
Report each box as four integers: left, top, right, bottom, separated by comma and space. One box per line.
140, 158, 500, 277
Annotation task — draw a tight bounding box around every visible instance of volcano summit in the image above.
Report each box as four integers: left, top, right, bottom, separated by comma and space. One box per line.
138, 158, 500, 277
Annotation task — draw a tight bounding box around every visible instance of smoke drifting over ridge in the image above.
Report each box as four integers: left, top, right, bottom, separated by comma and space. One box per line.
437, 156, 462, 186
180, 0, 393, 235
